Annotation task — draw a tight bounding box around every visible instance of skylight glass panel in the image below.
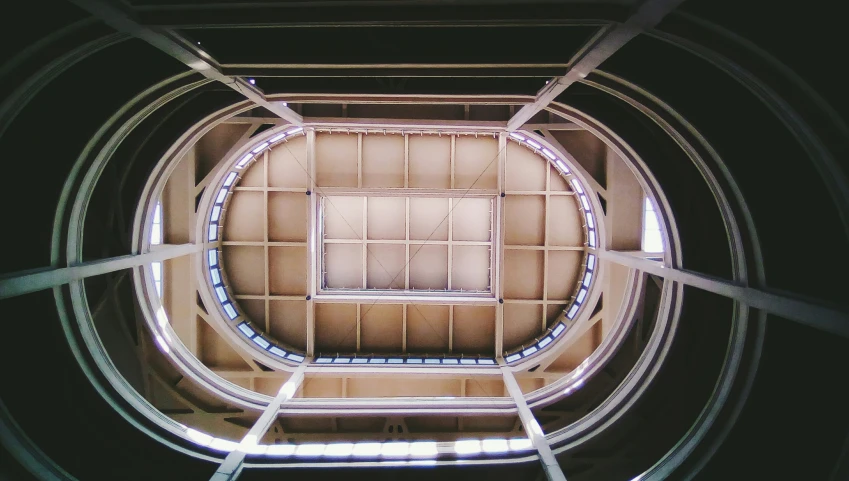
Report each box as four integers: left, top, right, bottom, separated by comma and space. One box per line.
223, 303, 237, 319
208, 224, 218, 241
252, 336, 271, 349
211, 205, 221, 222
215, 188, 227, 204
223, 172, 237, 187
211, 268, 221, 285
643, 197, 664, 253
238, 323, 255, 337
208, 249, 218, 266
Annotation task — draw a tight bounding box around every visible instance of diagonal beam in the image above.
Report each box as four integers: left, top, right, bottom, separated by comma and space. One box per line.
68, 0, 302, 126
210, 362, 309, 481
0, 243, 201, 299
506, 0, 685, 131
501, 365, 567, 481
599, 250, 849, 338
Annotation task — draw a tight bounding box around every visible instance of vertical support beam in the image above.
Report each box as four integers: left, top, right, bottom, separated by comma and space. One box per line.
501, 366, 567, 481
543, 160, 551, 333
448, 197, 454, 290
495, 133, 507, 355
305, 129, 317, 356
405, 197, 411, 290
263, 150, 271, 333
448, 305, 454, 353
356, 303, 362, 352
210, 362, 309, 481
402, 305, 407, 353
362, 197, 368, 289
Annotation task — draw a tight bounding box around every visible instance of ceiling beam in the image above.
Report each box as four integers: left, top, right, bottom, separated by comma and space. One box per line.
502, 366, 567, 481
599, 250, 849, 338
506, 0, 685, 131
68, 0, 303, 126
210, 362, 308, 481
0, 243, 200, 299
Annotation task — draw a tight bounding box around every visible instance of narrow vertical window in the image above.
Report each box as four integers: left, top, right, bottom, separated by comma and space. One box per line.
642, 197, 664, 253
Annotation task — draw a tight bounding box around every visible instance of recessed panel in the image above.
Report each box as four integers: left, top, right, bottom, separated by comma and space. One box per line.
452, 306, 495, 354
452, 197, 492, 242
409, 244, 448, 290
269, 300, 307, 350
409, 134, 450, 188
547, 251, 582, 300
323, 196, 363, 239
505, 195, 545, 246
346, 378, 460, 398
315, 304, 357, 352
324, 243, 363, 289
410, 197, 448, 241
503, 303, 543, 351
506, 142, 547, 191
360, 304, 403, 352
366, 244, 406, 289
238, 158, 264, 187
452, 245, 491, 291
550, 166, 570, 191
268, 136, 307, 188
406, 305, 450, 352
362, 134, 405, 188
269, 246, 307, 295
549, 196, 583, 246
454, 136, 498, 189
222, 246, 264, 295
367, 197, 405, 240
316, 132, 358, 187
238, 299, 265, 325
222, 192, 263, 241
504, 250, 544, 299
268, 192, 307, 242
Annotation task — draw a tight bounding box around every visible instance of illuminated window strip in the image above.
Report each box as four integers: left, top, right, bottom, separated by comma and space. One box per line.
312, 356, 498, 366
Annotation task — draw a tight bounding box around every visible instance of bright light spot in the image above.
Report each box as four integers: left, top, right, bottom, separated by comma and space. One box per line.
542, 148, 557, 160
236, 153, 253, 168
577, 287, 587, 303
408, 442, 438, 457
453, 440, 482, 455
223, 172, 237, 187
570, 178, 584, 194
248, 78, 256, 85
209, 438, 239, 452
381, 442, 410, 457
155, 306, 169, 328
526, 139, 541, 149
295, 444, 326, 456
643, 197, 664, 253
508, 438, 533, 451
185, 428, 213, 446
555, 159, 570, 173
509, 132, 526, 141
251, 142, 269, 154
269, 132, 287, 143
264, 444, 296, 456
287, 127, 304, 135
278, 380, 297, 399
481, 439, 509, 453
238, 435, 267, 455
323, 443, 354, 457
352, 443, 382, 457
567, 304, 579, 319
528, 419, 544, 436
155, 334, 169, 353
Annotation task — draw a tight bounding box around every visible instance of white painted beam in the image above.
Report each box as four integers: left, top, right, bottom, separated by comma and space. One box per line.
0, 244, 201, 299
502, 366, 567, 481
599, 250, 849, 338
507, 0, 685, 131
69, 0, 302, 126
209, 362, 309, 481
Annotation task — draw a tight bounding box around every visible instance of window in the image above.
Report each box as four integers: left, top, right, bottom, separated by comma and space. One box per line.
151, 201, 162, 245
642, 197, 664, 253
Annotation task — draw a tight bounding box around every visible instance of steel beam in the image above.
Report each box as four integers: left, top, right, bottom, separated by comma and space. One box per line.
599, 250, 849, 338
209, 362, 309, 481
507, 0, 685, 131
68, 0, 302, 126
0, 243, 201, 299
502, 366, 567, 481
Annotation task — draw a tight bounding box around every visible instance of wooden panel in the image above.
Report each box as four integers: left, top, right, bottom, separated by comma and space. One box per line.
506, 142, 547, 191
362, 134, 405, 188
222, 246, 264, 295
503, 303, 543, 351
315, 304, 357, 352
323, 196, 363, 239
238, 299, 265, 326
366, 244, 406, 289
504, 195, 545, 245
452, 245, 490, 291
316, 132, 358, 187
360, 304, 403, 352
454, 136, 498, 189
238, 158, 264, 187
406, 305, 450, 352
452, 197, 491, 242
268, 136, 307, 188
269, 300, 307, 350
367, 197, 406, 240
346, 378, 460, 398
324, 244, 363, 289
254, 378, 287, 397
465, 379, 506, 397
199, 321, 251, 370
548, 196, 583, 246
546, 325, 599, 372
409, 134, 451, 188
410, 197, 449, 241
301, 377, 342, 398
269, 246, 307, 295
547, 251, 582, 300
268, 192, 307, 242
223, 192, 263, 241
452, 306, 495, 354
409, 244, 448, 290
550, 130, 607, 188
550, 165, 570, 191
504, 250, 544, 299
